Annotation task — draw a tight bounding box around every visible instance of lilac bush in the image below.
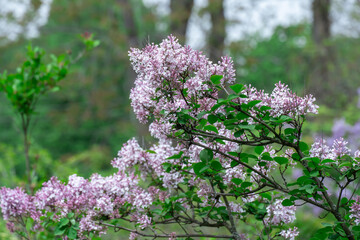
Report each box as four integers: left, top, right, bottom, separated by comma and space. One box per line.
1, 36, 360, 240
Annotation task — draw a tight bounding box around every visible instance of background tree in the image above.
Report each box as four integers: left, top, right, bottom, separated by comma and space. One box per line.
208, 0, 226, 61
309, 0, 333, 104
169, 0, 194, 44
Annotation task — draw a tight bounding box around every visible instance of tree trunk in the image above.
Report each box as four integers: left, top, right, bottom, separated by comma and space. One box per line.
170, 0, 194, 44
309, 0, 332, 104
208, 0, 226, 61
312, 0, 331, 45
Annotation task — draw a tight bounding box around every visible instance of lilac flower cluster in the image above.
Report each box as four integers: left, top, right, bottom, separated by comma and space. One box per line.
239, 82, 318, 118
0, 137, 301, 238
129, 35, 235, 127
0, 170, 161, 238
350, 196, 360, 225
265, 199, 296, 225
129, 36, 317, 141
327, 118, 360, 152
310, 137, 358, 166
280, 227, 299, 240
0, 187, 38, 221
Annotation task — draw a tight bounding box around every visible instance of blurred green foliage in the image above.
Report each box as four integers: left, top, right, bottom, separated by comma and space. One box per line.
0, 0, 162, 167
0, 45, 69, 116
231, 23, 360, 108
230, 24, 312, 93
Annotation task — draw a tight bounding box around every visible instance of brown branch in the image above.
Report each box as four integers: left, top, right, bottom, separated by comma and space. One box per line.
99, 222, 233, 238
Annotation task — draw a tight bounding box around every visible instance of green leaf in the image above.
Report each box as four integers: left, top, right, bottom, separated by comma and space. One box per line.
296, 175, 314, 185
338, 161, 352, 169
236, 112, 248, 120
230, 84, 244, 94
162, 163, 172, 172
210, 75, 223, 84
214, 139, 225, 144
260, 106, 272, 111
18, 232, 28, 238
352, 226, 360, 232
234, 129, 244, 138
193, 162, 209, 175
300, 184, 315, 194
274, 157, 289, 165
58, 218, 70, 228
210, 160, 222, 171
197, 118, 208, 129
70, 219, 76, 225
224, 119, 238, 126
260, 192, 272, 201
310, 171, 320, 177
321, 159, 336, 164
228, 152, 238, 157
258, 161, 267, 167
340, 197, 348, 206
26, 218, 34, 231
199, 149, 213, 163
207, 114, 218, 124
93, 40, 101, 47
204, 125, 219, 133
174, 129, 185, 137
247, 100, 262, 108
152, 209, 163, 215
238, 124, 255, 130
285, 128, 296, 135
292, 153, 301, 161
51, 86, 60, 92
167, 151, 184, 159
254, 146, 265, 155
282, 199, 294, 206
241, 182, 252, 188
211, 103, 224, 112
311, 226, 332, 240
197, 111, 208, 119
261, 153, 273, 161
279, 115, 293, 122
54, 226, 66, 236
230, 160, 240, 167
227, 94, 239, 101
231, 178, 242, 185
67, 227, 78, 239
299, 141, 309, 152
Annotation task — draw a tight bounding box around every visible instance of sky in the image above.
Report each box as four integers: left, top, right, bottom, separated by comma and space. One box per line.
0, 0, 358, 48
0, 0, 52, 43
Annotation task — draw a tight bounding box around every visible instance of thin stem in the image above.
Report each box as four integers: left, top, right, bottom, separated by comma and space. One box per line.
21, 113, 32, 193
219, 188, 241, 240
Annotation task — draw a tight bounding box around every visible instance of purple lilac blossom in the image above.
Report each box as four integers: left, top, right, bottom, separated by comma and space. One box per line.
280, 227, 299, 240
129, 35, 317, 141
350, 196, 360, 225
265, 199, 296, 225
